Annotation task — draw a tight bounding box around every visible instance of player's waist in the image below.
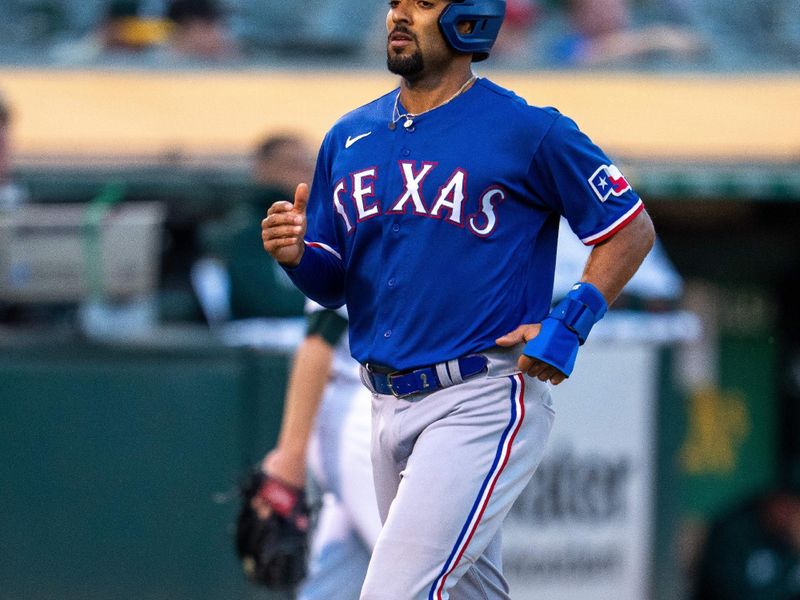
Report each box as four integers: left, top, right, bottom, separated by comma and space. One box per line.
360, 345, 522, 399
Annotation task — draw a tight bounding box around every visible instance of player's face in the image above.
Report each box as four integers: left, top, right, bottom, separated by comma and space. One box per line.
386, 0, 456, 79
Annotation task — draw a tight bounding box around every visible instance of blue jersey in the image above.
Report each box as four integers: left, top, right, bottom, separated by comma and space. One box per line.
285, 78, 643, 371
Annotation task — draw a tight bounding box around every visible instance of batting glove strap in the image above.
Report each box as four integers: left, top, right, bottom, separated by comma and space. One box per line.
522, 318, 580, 377
522, 282, 608, 377
550, 282, 608, 345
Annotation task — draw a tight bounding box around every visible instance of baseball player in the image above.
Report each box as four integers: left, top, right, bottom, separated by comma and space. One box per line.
242, 300, 381, 599
262, 0, 656, 598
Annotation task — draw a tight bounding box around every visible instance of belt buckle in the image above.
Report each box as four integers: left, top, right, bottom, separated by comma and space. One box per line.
365, 363, 406, 398
387, 373, 413, 399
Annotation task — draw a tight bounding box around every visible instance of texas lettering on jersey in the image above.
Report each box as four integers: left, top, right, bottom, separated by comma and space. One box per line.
289, 79, 645, 369
331, 161, 505, 238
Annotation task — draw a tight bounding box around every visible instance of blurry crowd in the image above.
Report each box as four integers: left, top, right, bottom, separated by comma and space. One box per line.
50, 0, 241, 64
0, 0, 797, 70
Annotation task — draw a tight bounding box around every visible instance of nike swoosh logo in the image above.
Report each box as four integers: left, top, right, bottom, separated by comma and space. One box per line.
345, 132, 372, 148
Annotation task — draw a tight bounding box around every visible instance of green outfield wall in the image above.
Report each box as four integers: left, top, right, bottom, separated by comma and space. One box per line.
0, 332, 292, 600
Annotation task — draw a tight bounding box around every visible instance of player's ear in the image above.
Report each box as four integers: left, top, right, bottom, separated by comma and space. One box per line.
457, 19, 475, 34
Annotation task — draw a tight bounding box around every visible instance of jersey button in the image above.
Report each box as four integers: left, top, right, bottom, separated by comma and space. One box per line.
384, 330, 392, 338
388, 278, 396, 288
401, 148, 411, 157
392, 224, 400, 233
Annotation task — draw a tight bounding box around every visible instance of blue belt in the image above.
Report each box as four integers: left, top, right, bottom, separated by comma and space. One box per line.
364, 354, 488, 398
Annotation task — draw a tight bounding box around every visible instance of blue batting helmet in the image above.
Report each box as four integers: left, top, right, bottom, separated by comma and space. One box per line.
439, 0, 506, 62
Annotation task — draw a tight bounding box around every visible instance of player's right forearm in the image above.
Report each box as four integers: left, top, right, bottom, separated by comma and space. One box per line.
282, 244, 346, 308
267, 335, 334, 487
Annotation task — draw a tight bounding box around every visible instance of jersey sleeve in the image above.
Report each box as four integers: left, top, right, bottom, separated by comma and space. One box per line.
530, 114, 644, 245
283, 133, 347, 307
305, 306, 348, 348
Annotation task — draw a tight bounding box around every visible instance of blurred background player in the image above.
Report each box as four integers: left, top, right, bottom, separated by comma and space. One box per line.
0, 90, 31, 324
692, 459, 800, 600
251, 302, 382, 599
191, 128, 381, 597
195, 130, 382, 597
252, 135, 318, 196
224, 134, 314, 320
226, 131, 381, 597
192, 133, 314, 325
0, 91, 28, 212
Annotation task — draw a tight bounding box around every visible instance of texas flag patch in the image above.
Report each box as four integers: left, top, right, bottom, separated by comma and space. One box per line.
588, 164, 631, 202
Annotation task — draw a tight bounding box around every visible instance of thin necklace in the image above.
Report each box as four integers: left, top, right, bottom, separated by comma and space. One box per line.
390, 74, 478, 130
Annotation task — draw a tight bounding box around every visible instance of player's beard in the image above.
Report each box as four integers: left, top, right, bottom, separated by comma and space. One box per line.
387, 49, 424, 79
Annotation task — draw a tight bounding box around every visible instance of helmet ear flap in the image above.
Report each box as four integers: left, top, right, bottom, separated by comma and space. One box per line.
439, 0, 506, 62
